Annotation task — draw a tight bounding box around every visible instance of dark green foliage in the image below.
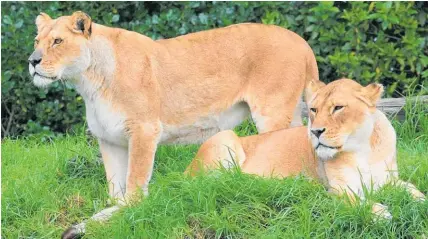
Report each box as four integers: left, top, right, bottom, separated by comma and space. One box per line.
1, 2, 427, 137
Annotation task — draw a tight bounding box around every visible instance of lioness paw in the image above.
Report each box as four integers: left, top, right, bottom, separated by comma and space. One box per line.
371, 203, 392, 221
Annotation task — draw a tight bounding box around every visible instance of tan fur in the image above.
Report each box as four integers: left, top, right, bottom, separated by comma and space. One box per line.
187, 78, 425, 219
29, 11, 319, 202
187, 127, 317, 179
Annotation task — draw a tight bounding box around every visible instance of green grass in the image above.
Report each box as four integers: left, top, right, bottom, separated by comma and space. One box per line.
2, 110, 428, 238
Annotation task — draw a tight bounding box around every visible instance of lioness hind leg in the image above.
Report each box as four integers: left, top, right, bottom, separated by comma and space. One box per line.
186, 130, 246, 176
249, 96, 303, 133
246, 76, 305, 133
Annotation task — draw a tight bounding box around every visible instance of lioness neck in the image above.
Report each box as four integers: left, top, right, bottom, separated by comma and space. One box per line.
321, 109, 397, 192
90, 22, 155, 47
368, 109, 397, 172
73, 23, 155, 99
328, 109, 396, 164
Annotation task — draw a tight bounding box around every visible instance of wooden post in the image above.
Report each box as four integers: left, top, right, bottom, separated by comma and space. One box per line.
299, 96, 428, 121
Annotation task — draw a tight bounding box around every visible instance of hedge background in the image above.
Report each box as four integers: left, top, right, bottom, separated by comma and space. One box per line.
1, 2, 427, 137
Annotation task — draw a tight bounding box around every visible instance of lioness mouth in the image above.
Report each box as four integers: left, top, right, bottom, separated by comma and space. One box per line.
34, 72, 56, 80
316, 143, 341, 150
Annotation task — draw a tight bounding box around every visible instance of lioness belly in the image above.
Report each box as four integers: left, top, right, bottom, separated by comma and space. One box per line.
160, 102, 250, 144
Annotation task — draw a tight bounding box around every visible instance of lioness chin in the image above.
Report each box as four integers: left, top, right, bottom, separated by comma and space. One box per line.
186, 78, 425, 219
29, 11, 319, 238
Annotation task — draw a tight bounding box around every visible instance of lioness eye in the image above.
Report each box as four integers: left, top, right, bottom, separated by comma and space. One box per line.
334, 106, 344, 112
34, 39, 39, 45
310, 108, 317, 113
54, 38, 63, 45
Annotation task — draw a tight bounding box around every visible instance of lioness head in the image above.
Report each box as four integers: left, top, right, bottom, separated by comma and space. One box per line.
306, 78, 384, 160
28, 11, 92, 87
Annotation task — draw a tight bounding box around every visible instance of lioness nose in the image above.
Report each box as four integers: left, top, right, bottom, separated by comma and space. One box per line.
29, 58, 41, 67
311, 128, 326, 138
28, 51, 43, 67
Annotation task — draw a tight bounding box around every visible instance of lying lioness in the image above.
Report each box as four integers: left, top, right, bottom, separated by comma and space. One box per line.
186, 78, 425, 218
29, 11, 319, 237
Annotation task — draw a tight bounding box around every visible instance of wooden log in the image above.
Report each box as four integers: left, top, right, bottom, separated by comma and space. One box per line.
299, 95, 428, 121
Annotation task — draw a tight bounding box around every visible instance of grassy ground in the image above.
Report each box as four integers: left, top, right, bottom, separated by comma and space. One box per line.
2, 107, 428, 238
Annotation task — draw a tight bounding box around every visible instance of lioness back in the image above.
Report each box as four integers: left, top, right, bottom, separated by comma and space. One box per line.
240, 127, 316, 178
157, 23, 310, 64
156, 23, 312, 92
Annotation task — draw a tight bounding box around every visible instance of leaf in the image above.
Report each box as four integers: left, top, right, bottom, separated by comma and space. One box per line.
307, 16, 317, 23
15, 19, 23, 29
198, 13, 208, 25
369, 2, 375, 12
152, 15, 159, 24
3, 15, 12, 25
382, 21, 389, 30
417, 11, 426, 26
387, 82, 398, 95
112, 14, 120, 23
385, 1, 393, 9
305, 25, 315, 32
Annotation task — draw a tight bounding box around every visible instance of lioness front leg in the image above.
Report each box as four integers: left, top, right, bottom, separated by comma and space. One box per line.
125, 122, 162, 201
329, 186, 392, 220
99, 140, 128, 203
62, 141, 128, 239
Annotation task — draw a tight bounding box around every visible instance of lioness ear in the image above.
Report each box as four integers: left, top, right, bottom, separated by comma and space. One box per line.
358, 83, 384, 107
36, 12, 52, 32
70, 11, 92, 38
305, 79, 326, 103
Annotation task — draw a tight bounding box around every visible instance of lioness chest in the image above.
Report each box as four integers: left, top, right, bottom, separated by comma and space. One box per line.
324, 151, 396, 196
84, 95, 128, 146
75, 78, 128, 146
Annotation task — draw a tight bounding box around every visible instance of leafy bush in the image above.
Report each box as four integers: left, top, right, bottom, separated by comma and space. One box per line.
1, 2, 427, 137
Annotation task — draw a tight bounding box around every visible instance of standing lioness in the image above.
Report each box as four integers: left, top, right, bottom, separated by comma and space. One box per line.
187, 79, 425, 219
28, 11, 318, 236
